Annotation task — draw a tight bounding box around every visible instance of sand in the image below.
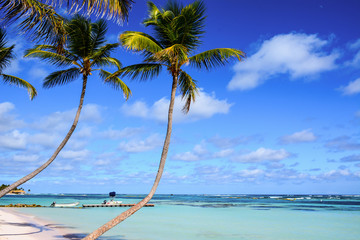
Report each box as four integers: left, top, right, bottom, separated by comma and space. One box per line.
0, 208, 81, 240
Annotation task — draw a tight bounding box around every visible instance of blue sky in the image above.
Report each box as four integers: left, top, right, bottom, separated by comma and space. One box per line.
1, 0, 360, 194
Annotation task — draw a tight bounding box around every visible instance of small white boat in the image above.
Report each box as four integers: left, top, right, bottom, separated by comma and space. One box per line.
103, 199, 122, 205
50, 201, 80, 207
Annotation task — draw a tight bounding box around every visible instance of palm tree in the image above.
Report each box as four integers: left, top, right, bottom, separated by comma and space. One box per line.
83, 1, 245, 239
0, 15, 131, 198
0, 0, 134, 52
0, 28, 37, 99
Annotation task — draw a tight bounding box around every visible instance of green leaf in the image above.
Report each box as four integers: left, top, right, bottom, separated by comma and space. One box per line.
1, 74, 37, 100
120, 31, 163, 54
113, 63, 163, 81
24, 49, 74, 66
189, 48, 245, 70
99, 70, 131, 100
178, 70, 198, 113
43, 67, 81, 88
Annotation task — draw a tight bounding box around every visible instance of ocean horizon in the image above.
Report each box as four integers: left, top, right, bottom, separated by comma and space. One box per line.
1, 193, 359, 239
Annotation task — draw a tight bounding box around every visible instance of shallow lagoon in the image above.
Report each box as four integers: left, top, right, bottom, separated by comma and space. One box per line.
1, 194, 360, 240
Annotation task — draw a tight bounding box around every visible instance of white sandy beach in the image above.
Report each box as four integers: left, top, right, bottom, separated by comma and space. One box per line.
0, 208, 77, 240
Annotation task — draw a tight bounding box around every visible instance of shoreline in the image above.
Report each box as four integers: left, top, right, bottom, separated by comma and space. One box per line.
0, 208, 86, 240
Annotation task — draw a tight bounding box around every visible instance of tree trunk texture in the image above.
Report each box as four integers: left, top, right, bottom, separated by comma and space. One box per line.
82, 76, 179, 240
0, 76, 88, 198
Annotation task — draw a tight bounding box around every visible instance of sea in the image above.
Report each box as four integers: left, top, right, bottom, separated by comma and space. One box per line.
1, 194, 360, 240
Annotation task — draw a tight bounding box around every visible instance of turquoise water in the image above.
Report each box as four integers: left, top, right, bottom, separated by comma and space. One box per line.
1, 194, 360, 240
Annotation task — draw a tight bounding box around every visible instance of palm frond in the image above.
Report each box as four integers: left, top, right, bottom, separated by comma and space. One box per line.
26, 44, 77, 61
90, 43, 119, 64
99, 70, 131, 100
90, 18, 107, 51
113, 63, 163, 81
152, 44, 189, 65
0, 0, 66, 53
0, 29, 15, 73
92, 57, 122, 69
43, 67, 81, 88
72, 0, 133, 23
189, 48, 245, 70
120, 31, 163, 54
1, 73, 37, 100
24, 49, 74, 66
178, 70, 198, 113
65, 15, 93, 58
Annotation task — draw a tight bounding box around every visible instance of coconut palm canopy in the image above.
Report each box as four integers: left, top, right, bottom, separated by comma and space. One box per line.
0, 28, 37, 99
116, 0, 245, 112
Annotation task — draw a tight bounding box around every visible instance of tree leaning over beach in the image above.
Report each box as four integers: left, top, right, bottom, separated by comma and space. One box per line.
0, 28, 37, 100
83, 1, 245, 239
0, 15, 131, 198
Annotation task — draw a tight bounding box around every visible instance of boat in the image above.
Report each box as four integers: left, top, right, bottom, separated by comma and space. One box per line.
50, 201, 80, 207
102, 191, 122, 205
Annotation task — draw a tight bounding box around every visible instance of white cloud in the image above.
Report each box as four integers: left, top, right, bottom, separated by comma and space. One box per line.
60, 149, 90, 160
100, 127, 143, 140
228, 33, 338, 91
172, 142, 234, 162
280, 129, 317, 144
0, 130, 28, 149
35, 104, 103, 132
172, 151, 200, 161
118, 134, 163, 153
346, 38, 360, 67
238, 169, 264, 178
233, 147, 291, 163
0, 102, 24, 132
13, 154, 39, 162
339, 78, 360, 95
28, 67, 49, 80
121, 89, 232, 123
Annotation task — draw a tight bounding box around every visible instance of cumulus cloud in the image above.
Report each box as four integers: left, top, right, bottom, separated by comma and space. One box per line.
233, 147, 291, 163
207, 135, 261, 148
118, 134, 163, 153
340, 155, 360, 162
28, 67, 49, 80
100, 127, 143, 140
0, 102, 24, 132
280, 129, 317, 144
35, 104, 103, 132
59, 149, 90, 161
325, 136, 360, 151
345, 38, 360, 67
172, 142, 233, 161
121, 89, 232, 123
339, 78, 360, 95
13, 154, 39, 162
0, 130, 28, 149
228, 33, 338, 91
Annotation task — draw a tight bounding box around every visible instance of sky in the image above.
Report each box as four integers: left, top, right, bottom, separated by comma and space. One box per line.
1, 0, 360, 194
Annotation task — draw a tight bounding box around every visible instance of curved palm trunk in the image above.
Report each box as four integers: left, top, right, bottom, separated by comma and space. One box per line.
83, 75, 179, 240
0, 75, 88, 198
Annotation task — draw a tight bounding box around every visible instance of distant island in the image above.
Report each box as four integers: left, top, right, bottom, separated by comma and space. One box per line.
0, 184, 28, 195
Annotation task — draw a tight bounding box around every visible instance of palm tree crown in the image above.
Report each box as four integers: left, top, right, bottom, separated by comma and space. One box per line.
118, 0, 245, 111
0, 28, 37, 100
25, 15, 131, 97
